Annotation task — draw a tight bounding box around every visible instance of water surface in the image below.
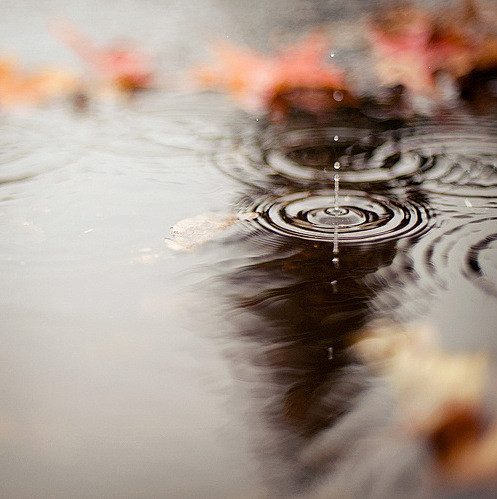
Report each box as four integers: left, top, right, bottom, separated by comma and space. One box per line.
2, 1, 497, 498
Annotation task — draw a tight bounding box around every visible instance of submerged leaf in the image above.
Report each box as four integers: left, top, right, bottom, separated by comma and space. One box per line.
165, 212, 256, 252
353, 321, 497, 484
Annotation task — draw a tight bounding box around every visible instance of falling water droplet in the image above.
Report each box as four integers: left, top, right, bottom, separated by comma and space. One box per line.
328, 347, 334, 360
333, 173, 340, 215
330, 280, 338, 293
334, 161, 341, 170
332, 224, 340, 267
334, 135, 339, 142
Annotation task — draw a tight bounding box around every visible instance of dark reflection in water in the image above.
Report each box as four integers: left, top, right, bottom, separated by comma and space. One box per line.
202, 193, 429, 496
220, 236, 396, 422
195, 110, 497, 497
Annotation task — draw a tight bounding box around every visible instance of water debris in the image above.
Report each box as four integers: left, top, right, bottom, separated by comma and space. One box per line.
193, 30, 358, 120
353, 321, 497, 484
131, 251, 165, 265
0, 57, 78, 108
165, 211, 256, 252
50, 19, 157, 94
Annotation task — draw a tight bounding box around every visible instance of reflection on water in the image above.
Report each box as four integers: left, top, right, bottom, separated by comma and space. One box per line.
201, 108, 497, 496
204, 222, 423, 496
2, 0, 497, 498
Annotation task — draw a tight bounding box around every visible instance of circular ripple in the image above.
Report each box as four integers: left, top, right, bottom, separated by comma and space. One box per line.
466, 233, 497, 297
262, 128, 403, 183
213, 117, 497, 197
413, 217, 497, 298
250, 189, 432, 244
0, 113, 77, 184
213, 126, 419, 188
394, 117, 497, 197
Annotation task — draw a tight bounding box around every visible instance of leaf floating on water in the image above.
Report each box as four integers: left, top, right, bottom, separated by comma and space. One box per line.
0, 57, 78, 108
368, 0, 497, 98
193, 29, 357, 119
165, 212, 257, 252
50, 18, 157, 93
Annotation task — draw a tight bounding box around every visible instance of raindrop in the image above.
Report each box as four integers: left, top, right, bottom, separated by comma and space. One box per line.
333, 173, 341, 215
333, 223, 339, 263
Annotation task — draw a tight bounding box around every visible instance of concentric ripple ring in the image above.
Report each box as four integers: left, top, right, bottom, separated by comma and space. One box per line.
412, 217, 497, 298
251, 189, 432, 244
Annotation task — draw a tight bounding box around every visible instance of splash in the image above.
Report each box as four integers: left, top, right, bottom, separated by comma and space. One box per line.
249, 189, 432, 245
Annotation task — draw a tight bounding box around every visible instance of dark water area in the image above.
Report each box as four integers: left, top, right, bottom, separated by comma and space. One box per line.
2, 0, 497, 498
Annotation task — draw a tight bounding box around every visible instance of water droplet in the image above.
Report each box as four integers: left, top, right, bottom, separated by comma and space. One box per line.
330, 280, 338, 293
329, 52, 335, 58
328, 347, 334, 359
464, 199, 473, 208
332, 256, 340, 267
333, 161, 341, 170
334, 135, 339, 141
333, 174, 341, 216
333, 90, 343, 102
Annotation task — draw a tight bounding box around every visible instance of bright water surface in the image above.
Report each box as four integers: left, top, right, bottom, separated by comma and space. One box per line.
1, 1, 497, 498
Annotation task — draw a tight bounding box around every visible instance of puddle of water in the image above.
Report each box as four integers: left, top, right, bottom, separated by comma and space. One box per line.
2, 1, 497, 498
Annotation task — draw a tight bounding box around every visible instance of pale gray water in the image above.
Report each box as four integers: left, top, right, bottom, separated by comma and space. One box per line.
1, 1, 497, 498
